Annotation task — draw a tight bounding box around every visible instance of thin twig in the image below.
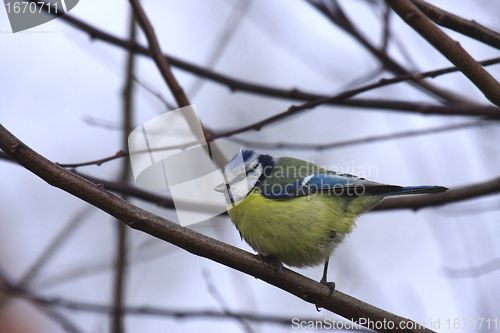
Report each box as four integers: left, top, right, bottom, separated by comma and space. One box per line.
57, 150, 128, 168
229, 119, 494, 151
188, 0, 253, 97
444, 257, 500, 278
202, 269, 256, 333
133, 76, 176, 111
380, 3, 392, 53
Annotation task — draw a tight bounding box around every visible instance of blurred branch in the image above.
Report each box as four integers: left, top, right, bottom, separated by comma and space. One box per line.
133, 76, 176, 111
0, 149, 499, 213
343, 99, 500, 117
206, 71, 499, 141
5, 285, 322, 327
307, 0, 467, 103
127, 0, 227, 165
444, 257, 500, 278
188, 0, 253, 97
0, 125, 435, 333
410, 0, 500, 50
0, 267, 83, 333
110, 9, 137, 333
380, 3, 392, 52
83, 114, 124, 131
202, 268, 256, 333
33, 237, 173, 290
230, 119, 494, 151
2, 267, 328, 329
386, 0, 500, 107
18, 207, 92, 286
35, 3, 500, 116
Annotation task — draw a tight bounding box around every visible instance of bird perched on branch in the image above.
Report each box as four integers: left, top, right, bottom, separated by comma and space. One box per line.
215, 149, 447, 293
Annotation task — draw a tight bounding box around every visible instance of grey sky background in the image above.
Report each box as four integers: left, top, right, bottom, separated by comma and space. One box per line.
1, 1, 500, 332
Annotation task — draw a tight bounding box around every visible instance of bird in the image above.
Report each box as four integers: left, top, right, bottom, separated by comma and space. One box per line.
214, 149, 447, 293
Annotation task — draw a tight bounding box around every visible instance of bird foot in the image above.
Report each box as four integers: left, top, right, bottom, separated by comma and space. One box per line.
316, 280, 335, 311
320, 280, 336, 296
257, 254, 283, 277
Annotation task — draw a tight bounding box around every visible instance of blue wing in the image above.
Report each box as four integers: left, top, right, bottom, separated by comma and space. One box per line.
258, 172, 447, 199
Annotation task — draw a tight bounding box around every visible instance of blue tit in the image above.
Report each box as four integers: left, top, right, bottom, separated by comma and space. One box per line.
215, 149, 447, 292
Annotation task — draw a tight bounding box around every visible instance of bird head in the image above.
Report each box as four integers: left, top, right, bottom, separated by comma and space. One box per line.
214, 149, 275, 204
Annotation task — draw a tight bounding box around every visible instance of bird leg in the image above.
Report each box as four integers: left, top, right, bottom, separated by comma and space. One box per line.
316, 258, 336, 311
320, 258, 335, 295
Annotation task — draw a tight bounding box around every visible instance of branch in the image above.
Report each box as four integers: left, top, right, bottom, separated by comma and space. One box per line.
5, 284, 315, 327
0, 266, 83, 333
1, 150, 499, 213
206, 74, 498, 141
386, 0, 500, 107
229, 119, 494, 151
307, 0, 467, 103
0, 126, 433, 333
57, 150, 128, 169
410, 0, 500, 50
36, 4, 500, 116
128, 0, 190, 109
111, 9, 137, 332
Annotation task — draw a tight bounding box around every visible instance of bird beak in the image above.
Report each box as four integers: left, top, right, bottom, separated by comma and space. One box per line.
214, 183, 227, 193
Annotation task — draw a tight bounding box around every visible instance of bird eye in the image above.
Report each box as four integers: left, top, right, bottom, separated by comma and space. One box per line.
246, 163, 259, 175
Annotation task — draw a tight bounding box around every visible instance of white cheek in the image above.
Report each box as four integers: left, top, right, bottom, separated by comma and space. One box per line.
229, 180, 252, 203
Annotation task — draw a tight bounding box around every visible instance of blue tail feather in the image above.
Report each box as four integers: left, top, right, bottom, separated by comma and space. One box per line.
376, 185, 448, 196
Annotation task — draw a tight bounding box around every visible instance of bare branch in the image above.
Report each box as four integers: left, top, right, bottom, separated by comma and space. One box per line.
386, 0, 500, 107
0, 266, 83, 333
410, 0, 500, 50
307, 0, 468, 103
1, 150, 499, 213
128, 0, 190, 109
111, 9, 137, 332
230, 119, 494, 151
0, 125, 434, 333
3, 282, 319, 327
202, 268, 256, 333
57, 150, 128, 168
206, 74, 498, 141
31, 3, 500, 116
444, 257, 500, 278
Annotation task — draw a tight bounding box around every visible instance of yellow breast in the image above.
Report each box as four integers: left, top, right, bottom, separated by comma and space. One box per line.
227, 189, 378, 267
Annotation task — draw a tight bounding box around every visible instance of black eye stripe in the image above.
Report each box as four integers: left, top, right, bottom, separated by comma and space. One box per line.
246, 163, 259, 175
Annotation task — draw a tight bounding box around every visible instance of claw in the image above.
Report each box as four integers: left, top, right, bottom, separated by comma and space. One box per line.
258, 254, 283, 276
316, 258, 336, 311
